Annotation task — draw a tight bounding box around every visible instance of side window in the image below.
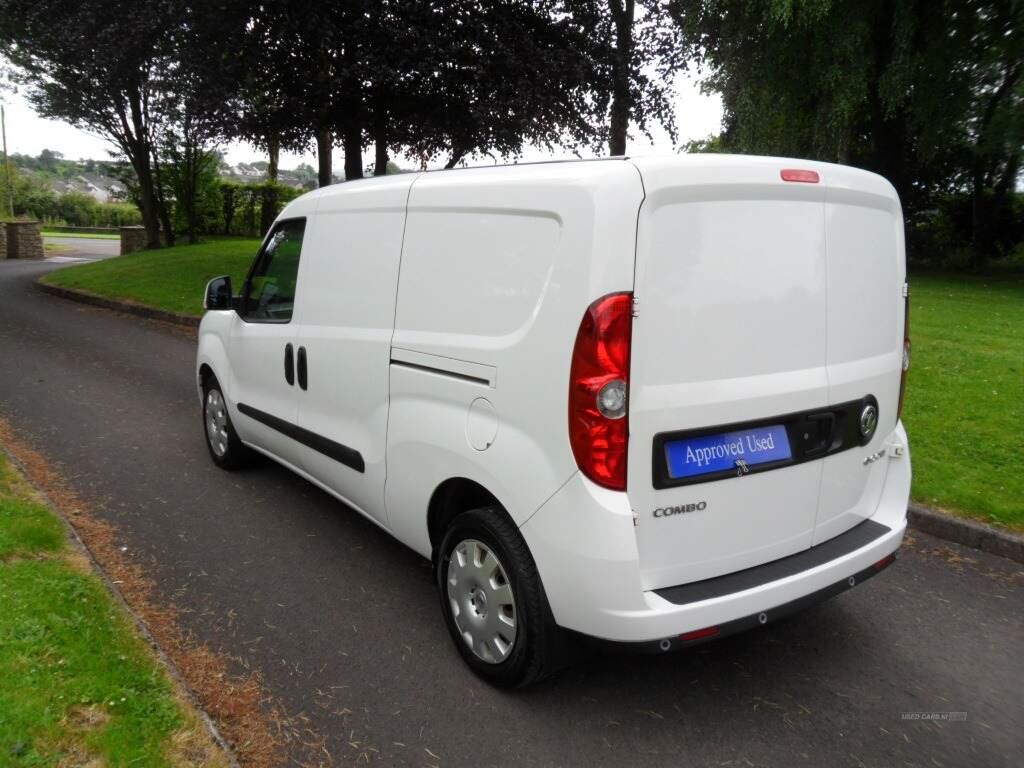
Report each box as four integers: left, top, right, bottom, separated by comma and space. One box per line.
242, 219, 305, 322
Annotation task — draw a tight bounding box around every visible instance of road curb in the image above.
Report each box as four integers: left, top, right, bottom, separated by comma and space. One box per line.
908, 502, 1024, 563
0, 443, 240, 768
36, 280, 200, 328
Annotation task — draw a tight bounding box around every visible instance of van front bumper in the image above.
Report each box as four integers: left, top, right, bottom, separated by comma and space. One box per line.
519, 425, 910, 645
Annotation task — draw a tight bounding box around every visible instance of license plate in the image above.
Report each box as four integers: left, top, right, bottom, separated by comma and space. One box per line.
665, 424, 792, 480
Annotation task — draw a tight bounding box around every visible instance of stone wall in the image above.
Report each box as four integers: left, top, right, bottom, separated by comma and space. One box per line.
120, 225, 148, 255
0, 223, 6, 260
5, 220, 44, 260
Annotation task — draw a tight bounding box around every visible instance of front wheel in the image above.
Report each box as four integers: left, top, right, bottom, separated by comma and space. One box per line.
436, 506, 556, 687
202, 380, 250, 470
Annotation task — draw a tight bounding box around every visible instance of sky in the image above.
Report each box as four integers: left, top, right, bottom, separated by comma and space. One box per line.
0, 71, 723, 171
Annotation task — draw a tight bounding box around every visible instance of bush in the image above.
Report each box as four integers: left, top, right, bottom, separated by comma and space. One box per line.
907, 191, 1023, 271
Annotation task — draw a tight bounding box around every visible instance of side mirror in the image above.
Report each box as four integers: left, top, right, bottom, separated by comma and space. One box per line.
204, 275, 233, 311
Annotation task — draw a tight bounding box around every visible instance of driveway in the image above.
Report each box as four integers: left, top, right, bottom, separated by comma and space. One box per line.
0, 258, 1021, 767
43, 235, 121, 261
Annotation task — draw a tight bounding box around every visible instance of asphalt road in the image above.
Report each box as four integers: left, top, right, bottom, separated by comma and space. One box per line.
42, 235, 121, 260
1, 255, 1021, 767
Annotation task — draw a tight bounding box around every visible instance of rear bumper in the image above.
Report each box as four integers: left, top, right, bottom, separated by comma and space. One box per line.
520, 423, 910, 644
583, 549, 898, 654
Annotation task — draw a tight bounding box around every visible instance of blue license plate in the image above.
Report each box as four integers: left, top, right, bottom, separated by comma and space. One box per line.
665, 424, 792, 480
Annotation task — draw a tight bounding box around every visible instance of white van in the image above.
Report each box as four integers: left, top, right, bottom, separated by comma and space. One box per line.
197, 156, 911, 687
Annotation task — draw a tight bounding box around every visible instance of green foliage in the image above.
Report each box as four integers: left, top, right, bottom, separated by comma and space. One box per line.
0, 454, 187, 764
908, 192, 1024, 269
0, 165, 141, 227
683, 134, 727, 153
672, 0, 1023, 269
42, 237, 261, 316
218, 181, 300, 237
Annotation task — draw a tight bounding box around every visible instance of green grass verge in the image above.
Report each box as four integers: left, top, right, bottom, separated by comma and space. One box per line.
41, 231, 120, 240
0, 452, 197, 765
42, 237, 260, 316
901, 271, 1024, 530
40, 240, 1024, 529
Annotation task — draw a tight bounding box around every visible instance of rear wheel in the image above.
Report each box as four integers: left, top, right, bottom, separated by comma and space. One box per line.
436, 506, 556, 687
202, 379, 250, 470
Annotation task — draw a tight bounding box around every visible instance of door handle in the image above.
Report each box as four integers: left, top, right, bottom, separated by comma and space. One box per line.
803, 412, 836, 457
284, 343, 294, 385
296, 346, 308, 390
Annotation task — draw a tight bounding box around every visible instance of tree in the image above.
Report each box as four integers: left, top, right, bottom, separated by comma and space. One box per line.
37, 148, 62, 172
561, 1, 683, 155
670, 0, 1023, 236
387, 0, 607, 168
0, 0, 179, 247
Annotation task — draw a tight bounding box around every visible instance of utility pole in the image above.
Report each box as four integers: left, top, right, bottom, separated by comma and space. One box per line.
1, 103, 13, 218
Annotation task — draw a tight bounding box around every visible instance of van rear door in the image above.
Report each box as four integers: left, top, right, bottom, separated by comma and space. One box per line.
626, 156, 830, 591
814, 166, 906, 543
625, 156, 905, 592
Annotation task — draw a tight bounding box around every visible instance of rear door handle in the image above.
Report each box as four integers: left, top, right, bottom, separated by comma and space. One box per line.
803, 412, 836, 457
296, 346, 308, 391
284, 343, 294, 385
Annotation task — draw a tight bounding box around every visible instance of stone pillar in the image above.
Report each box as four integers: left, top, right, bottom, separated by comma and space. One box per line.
5, 220, 44, 260
120, 225, 148, 255
0, 223, 7, 260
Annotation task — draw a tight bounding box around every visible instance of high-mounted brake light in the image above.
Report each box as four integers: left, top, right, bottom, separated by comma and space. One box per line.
780, 168, 820, 183
897, 285, 911, 420
568, 292, 633, 491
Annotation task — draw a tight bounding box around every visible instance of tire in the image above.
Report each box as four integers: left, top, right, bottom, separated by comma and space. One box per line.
436, 506, 556, 687
202, 378, 250, 470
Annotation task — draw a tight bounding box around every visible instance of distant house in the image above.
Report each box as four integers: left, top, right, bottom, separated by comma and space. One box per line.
49, 173, 127, 203
218, 162, 320, 190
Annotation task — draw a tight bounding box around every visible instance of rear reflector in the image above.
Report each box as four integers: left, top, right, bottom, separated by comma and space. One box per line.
780, 168, 820, 183
679, 626, 720, 642
873, 553, 896, 571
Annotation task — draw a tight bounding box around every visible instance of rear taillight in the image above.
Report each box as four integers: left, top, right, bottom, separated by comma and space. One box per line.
897, 286, 910, 420
568, 292, 633, 491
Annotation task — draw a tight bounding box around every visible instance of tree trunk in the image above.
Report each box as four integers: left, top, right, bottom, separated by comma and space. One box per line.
969, 62, 1020, 269
865, 0, 909, 207
607, 0, 634, 156
343, 122, 363, 180
222, 184, 235, 236
268, 138, 280, 181
373, 87, 388, 176
444, 150, 465, 169
374, 123, 388, 176
994, 151, 1020, 200
124, 98, 161, 249
316, 127, 333, 187
130, 149, 161, 249
151, 153, 174, 247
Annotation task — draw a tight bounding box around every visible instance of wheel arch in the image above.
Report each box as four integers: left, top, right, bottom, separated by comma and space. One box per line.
427, 477, 506, 558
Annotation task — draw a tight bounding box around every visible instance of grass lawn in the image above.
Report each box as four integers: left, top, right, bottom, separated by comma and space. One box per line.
42, 237, 260, 316
41, 231, 120, 240
41, 240, 1024, 529
901, 271, 1024, 531
0, 450, 225, 766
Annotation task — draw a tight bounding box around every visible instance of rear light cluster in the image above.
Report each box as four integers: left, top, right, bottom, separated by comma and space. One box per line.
897, 286, 911, 420
568, 292, 633, 491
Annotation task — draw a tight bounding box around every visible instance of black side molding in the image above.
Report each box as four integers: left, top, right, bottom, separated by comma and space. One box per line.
390, 358, 490, 386
237, 403, 365, 473
654, 518, 891, 606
